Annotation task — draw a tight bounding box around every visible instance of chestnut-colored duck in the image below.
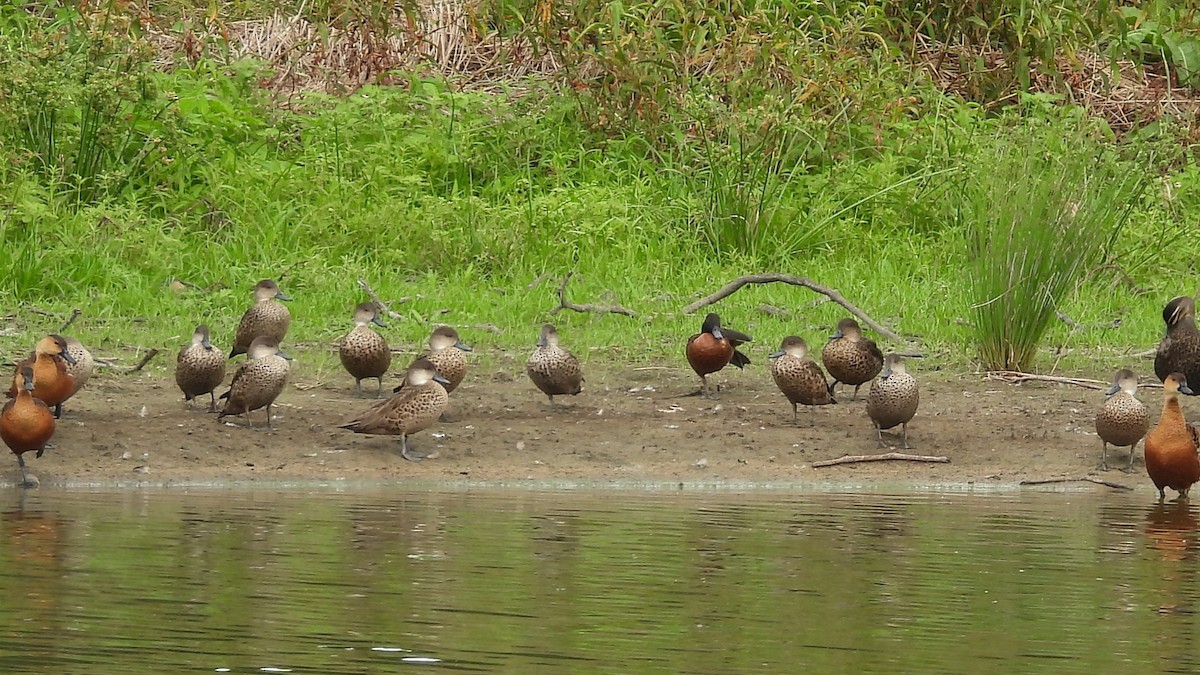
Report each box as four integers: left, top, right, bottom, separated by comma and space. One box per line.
1095, 368, 1150, 472
685, 313, 751, 397
1154, 296, 1200, 386
1144, 372, 1200, 500
230, 279, 291, 358
768, 336, 835, 424
823, 318, 884, 401
7, 335, 77, 418
1, 366, 55, 488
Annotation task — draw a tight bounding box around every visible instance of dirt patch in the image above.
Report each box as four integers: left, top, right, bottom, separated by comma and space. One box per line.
17, 361, 1150, 489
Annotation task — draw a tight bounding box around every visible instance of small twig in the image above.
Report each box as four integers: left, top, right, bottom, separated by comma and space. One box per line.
1019, 477, 1133, 491
682, 273, 903, 342
59, 308, 82, 333
550, 272, 638, 318
356, 279, 405, 319
985, 371, 1163, 390
129, 349, 159, 373
1056, 310, 1121, 332
812, 452, 950, 467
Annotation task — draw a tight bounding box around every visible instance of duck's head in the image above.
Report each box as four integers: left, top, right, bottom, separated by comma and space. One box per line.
353, 302, 386, 328
37, 335, 77, 365
18, 365, 34, 393
701, 313, 724, 340
1105, 368, 1138, 396
769, 336, 808, 360
429, 326, 471, 352
879, 353, 906, 380
192, 324, 214, 350
253, 279, 291, 302
1164, 372, 1194, 397
537, 324, 561, 348
1163, 296, 1196, 332
247, 336, 290, 361
407, 356, 450, 387
830, 318, 862, 341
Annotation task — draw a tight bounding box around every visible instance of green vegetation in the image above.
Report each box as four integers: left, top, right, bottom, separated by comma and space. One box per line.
0, 1, 1198, 377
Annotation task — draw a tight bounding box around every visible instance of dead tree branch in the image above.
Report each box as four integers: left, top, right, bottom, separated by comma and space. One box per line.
1019, 477, 1133, 491
985, 371, 1162, 390
550, 272, 638, 318
812, 452, 949, 467
682, 273, 903, 342
356, 279, 408, 320
96, 349, 161, 373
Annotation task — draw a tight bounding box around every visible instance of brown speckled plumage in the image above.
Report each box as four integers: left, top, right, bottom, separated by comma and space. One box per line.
526, 324, 583, 404
415, 326, 471, 394
176, 324, 227, 411
62, 336, 93, 396
230, 279, 291, 358
1095, 368, 1150, 472
768, 336, 835, 424
340, 357, 449, 462
1145, 373, 1200, 500
866, 353, 919, 448
218, 337, 290, 429
8, 335, 77, 419
1155, 296, 1200, 386
823, 318, 883, 400
340, 302, 391, 397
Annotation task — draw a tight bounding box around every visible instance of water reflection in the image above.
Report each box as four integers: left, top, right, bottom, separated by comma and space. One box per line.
0, 489, 1195, 672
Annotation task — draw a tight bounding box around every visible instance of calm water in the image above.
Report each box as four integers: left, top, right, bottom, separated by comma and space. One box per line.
0, 487, 1195, 673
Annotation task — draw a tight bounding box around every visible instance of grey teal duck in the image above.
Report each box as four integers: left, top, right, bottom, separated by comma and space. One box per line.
340, 357, 450, 462
395, 326, 471, 395
1155, 296, 1200, 387
685, 313, 751, 398
217, 336, 291, 429
1145, 372, 1200, 500
8, 335, 77, 419
1, 366, 55, 488
526, 324, 583, 405
175, 324, 227, 411
340, 302, 391, 397
230, 279, 291, 358
1095, 368, 1150, 472
822, 318, 883, 401
768, 336, 836, 424
866, 353, 919, 448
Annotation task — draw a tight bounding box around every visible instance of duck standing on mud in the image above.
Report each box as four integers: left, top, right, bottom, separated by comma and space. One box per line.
396, 326, 471, 395
1154, 296, 1200, 388
1095, 368, 1150, 472
823, 318, 883, 401
527, 323, 583, 405
865, 353, 919, 449
1, 366, 55, 488
340, 302, 391, 397
340, 357, 450, 462
230, 279, 291, 358
768, 336, 835, 424
8, 334, 77, 419
218, 337, 291, 429
176, 324, 227, 411
1144, 372, 1200, 500
685, 313, 751, 398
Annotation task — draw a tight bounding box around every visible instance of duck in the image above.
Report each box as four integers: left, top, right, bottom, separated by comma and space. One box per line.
685, 313, 751, 397
394, 326, 472, 395
339, 302, 391, 397
822, 317, 884, 400
1154, 296, 1200, 386
175, 324, 227, 411
217, 337, 291, 429
1, 366, 55, 488
230, 279, 291, 358
340, 357, 450, 462
1144, 372, 1200, 500
62, 336, 93, 397
866, 353, 919, 448
1095, 368, 1150, 472
7, 335, 77, 419
526, 323, 583, 405
768, 336, 836, 424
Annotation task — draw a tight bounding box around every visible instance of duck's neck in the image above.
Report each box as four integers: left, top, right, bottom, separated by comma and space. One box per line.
1162, 394, 1186, 422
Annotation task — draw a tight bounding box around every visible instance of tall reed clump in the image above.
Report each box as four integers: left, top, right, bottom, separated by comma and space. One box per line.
962, 114, 1147, 372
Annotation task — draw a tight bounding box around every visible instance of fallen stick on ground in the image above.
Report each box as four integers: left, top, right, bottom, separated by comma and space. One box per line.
986, 371, 1163, 390
356, 279, 408, 320
550, 272, 638, 318
59, 308, 82, 333
95, 349, 160, 373
682, 273, 903, 342
1019, 477, 1133, 491
812, 452, 949, 467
